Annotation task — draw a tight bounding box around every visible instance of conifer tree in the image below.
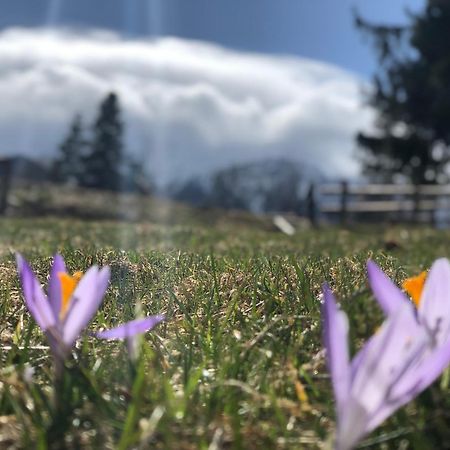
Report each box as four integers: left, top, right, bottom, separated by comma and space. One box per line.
82, 92, 123, 191
52, 114, 85, 184
356, 0, 450, 184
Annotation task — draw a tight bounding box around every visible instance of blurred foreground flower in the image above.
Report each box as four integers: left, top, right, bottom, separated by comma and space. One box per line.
323, 260, 450, 450
17, 254, 164, 366
368, 258, 450, 349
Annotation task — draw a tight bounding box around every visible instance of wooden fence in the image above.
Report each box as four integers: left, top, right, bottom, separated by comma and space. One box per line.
306, 181, 450, 225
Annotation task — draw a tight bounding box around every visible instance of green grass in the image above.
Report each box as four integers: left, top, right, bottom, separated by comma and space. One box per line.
1, 214, 450, 449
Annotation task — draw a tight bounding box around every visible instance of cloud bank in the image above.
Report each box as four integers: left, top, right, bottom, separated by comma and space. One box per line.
0, 27, 373, 184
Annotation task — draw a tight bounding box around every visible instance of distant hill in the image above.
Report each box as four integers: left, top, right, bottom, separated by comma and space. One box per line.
169, 157, 324, 214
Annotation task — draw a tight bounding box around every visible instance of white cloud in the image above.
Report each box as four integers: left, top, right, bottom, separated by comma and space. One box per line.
0, 27, 374, 184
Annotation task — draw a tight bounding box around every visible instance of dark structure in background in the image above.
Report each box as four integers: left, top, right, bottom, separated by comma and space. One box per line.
356, 0, 450, 185
0, 159, 11, 214
0, 157, 49, 215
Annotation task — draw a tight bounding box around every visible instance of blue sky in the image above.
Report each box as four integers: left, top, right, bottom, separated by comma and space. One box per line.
158, 0, 425, 76
0, 0, 425, 77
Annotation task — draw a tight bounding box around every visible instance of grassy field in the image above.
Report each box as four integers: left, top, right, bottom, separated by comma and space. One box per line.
1, 209, 450, 449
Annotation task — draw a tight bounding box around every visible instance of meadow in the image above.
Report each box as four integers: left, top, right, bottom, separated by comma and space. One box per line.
1, 206, 450, 449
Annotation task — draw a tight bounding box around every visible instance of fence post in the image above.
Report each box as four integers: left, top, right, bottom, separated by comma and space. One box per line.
0, 159, 11, 215
306, 183, 317, 226
340, 180, 348, 225
430, 208, 436, 227
413, 184, 420, 224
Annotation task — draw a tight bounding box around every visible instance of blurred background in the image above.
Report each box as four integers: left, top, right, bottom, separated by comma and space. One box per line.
3, 0, 444, 226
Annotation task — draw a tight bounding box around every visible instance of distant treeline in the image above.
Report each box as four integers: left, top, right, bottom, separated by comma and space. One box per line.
51, 92, 312, 215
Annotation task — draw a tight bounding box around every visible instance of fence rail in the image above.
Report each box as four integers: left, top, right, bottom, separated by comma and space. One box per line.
307, 181, 450, 225
319, 183, 450, 196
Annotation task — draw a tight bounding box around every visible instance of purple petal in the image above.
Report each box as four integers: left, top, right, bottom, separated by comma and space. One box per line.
322, 284, 350, 418
389, 337, 450, 402
95, 315, 165, 340
16, 254, 56, 330
48, 254, 66, 320
62, 266, 110, 347
351, 300, 420, 381
350, 303, 428, 436
367, 260, 411, 316
350, 331, 377, 383
335, 398, 370, 450
418, 258, 450, 346
412, 342, 450, 392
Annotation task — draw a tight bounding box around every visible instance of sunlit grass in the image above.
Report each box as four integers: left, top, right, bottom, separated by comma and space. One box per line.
1, 216, 450, 448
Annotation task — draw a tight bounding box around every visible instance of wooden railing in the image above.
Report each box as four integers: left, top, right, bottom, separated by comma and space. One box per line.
306, 181, 450, 225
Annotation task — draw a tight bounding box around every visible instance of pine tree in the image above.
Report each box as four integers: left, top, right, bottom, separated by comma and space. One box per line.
52, 114, 85, 184
356, 0, 450, 184
82, 92, 123, 191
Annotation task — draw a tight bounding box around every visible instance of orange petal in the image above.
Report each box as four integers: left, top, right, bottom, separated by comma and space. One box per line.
58, 271, 83, 318
402, 271, 427, 307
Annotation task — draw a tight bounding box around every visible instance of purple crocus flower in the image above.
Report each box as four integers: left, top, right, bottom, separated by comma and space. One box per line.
17, 254, 164, 363
323, 277, 450, 450
367, 258, 450, 348
365, 258, 450, 396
